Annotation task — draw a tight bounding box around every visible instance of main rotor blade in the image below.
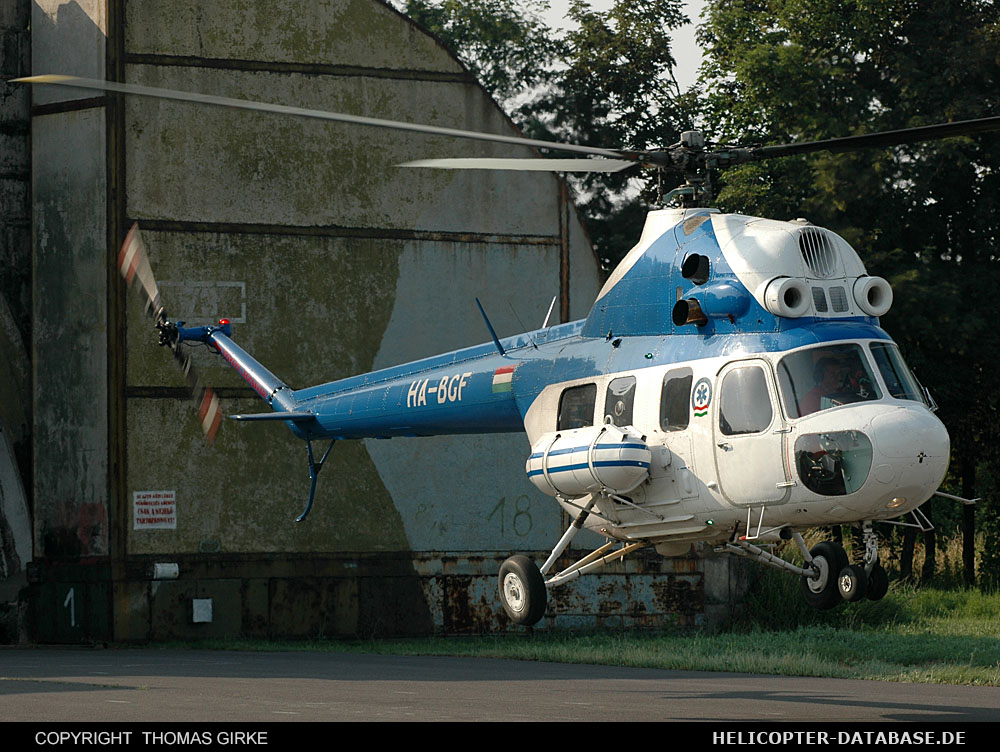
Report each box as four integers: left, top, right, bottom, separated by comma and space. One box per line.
15, 74, 637, 162
400, 157, 636, 172
749, 116, 1000, 160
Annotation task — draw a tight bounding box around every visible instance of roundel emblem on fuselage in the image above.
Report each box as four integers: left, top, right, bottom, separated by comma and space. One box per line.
692, 377, 712, 418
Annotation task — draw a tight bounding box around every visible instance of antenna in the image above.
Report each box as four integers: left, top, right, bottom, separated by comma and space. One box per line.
508, 302, 540, 350
475, 298, 506, 357
541, 295, 557, 329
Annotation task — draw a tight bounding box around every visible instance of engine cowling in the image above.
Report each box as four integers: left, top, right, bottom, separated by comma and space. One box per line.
526, 424, 651, 498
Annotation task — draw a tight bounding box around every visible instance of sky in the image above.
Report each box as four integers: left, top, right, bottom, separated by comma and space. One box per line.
541, 0, 707, 91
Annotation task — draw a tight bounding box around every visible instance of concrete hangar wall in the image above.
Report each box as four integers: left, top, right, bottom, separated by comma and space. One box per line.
22, 0, 733, 642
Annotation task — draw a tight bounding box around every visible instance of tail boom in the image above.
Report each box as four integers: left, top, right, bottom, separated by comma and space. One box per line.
186, 323, 525, 440
201, 329, 296, 412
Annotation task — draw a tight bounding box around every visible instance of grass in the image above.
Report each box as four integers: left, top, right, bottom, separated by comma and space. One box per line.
158, 579, 1000, 686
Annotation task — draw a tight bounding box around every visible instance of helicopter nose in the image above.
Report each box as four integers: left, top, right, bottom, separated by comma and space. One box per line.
871, 405, 950, 459
869, 406, 950, 508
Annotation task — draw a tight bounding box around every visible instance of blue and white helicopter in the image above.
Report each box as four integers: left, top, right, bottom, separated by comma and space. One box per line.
21, 75, 997, 625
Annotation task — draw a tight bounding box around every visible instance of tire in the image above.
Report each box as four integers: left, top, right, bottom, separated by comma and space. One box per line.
800, 541, 848, 610
866, 562, 889, 601
498, 555, 547, 626
837, 563, 868, 602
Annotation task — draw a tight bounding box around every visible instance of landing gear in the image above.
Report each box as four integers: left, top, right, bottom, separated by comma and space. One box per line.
498, 555, 547, 626
497, 492, 648, 626
800, 541, 848, 610
858, 521, 889, 601
866, 562, 889, 601
727, 522, 889, 610
837, 563, 868, 602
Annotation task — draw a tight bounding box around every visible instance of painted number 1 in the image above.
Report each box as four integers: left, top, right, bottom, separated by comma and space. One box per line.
63, 587, 76, 628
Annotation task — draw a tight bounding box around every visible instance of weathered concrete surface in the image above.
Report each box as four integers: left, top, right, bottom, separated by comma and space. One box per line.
1, 0, 32, 348
123, 230, 404, 389
125, 396, 409, 555
0, 0, 31, 646
32, 108, 108, 561
31, 0, 106, 107
366, 239, 561, 552
117, 2, 595, 566
94, 549, 713, 640
123, 66, 556, 233
125, 0, 461, 73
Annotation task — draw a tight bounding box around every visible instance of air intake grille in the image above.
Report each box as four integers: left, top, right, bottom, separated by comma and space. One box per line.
798, 228, 838, 278
811, 286, 829, 312
829, 286, 849, 312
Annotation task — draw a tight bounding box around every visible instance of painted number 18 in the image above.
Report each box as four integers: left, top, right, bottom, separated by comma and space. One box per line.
488, 495, 533, 537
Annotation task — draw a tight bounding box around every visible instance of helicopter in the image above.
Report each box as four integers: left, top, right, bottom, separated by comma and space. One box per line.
16, 74, 997, 626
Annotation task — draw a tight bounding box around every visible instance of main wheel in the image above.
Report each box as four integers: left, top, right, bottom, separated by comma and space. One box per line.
800, 541, 848, 610
498, 555, 547, 626
837, 563, 868, 602
866, 562, 889, 601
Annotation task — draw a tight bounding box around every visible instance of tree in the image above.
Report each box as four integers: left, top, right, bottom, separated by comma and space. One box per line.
396, 0, 564, 106
527, 0, 694, 266
396, 0, 695, 268
698, 0, 1000, 586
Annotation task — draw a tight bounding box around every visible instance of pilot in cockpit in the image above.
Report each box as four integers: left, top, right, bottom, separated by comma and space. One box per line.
796, 348, 876, 417
800, 357, 844, 416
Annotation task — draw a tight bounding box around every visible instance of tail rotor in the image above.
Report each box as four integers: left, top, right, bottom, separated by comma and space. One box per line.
118, 223, 222, 443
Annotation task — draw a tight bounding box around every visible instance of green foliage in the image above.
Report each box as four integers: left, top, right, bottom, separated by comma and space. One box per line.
976, 468, 1000, 590
396, 0, 695, 267
524, 0, 694, 266
397, 0, 564, 105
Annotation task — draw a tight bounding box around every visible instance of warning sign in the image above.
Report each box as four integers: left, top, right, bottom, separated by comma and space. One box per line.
134, 490, 176, 530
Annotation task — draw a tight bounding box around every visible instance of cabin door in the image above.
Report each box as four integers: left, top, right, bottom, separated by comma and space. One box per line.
713, 359, 791, 506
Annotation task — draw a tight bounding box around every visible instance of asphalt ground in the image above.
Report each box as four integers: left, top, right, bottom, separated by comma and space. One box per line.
1, 648, 998, 728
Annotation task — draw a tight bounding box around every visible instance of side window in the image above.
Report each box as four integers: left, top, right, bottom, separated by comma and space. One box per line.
604, 376, 636, 427
660, 369, 692, 431
719, 366, 773, 436
558, 383, 597, 430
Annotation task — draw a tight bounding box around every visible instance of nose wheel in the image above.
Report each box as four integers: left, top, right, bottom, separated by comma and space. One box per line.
836, 563, 869, 602
498, 555, 547, 626
865, 561, 889, 601
800, 541, 849, 610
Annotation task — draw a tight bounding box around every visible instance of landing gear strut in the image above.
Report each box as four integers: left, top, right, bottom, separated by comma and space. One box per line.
860, 521, 889, 601
497, 492, 647, 626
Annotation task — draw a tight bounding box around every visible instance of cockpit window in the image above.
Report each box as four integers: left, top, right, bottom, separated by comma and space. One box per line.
777, 344, 881, 419
869, 343, 925, 404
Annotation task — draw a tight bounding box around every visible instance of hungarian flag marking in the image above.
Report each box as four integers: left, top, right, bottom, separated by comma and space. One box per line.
492, 366, 515, 393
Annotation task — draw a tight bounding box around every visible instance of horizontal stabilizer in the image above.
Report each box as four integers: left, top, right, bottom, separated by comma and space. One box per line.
230, 412, 318, 423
